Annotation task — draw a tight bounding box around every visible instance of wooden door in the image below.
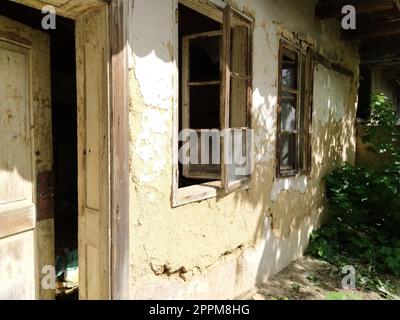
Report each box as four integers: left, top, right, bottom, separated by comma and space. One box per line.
76, 6, 111, 300
0, 16, 52, 300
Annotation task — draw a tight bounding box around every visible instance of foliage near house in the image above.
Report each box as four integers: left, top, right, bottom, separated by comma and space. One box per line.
308, 94, 400, 297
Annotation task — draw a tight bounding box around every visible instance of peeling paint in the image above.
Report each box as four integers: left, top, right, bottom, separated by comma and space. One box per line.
0, 14, 53, 299
270, 176, 308, 202
127, 0, 359, 299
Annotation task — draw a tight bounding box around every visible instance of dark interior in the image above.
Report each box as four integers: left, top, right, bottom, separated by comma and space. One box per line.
178, 4, 222, 187
1, 1, 78, 299
357, 66, 372, 120
189, 36, 220, 129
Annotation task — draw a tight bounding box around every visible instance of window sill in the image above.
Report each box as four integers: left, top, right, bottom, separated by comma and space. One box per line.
172, 180, 221, 208
276, 171, 311, 179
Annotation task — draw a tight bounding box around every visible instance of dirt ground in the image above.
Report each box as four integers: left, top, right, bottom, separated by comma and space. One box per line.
245, 256, 400, 300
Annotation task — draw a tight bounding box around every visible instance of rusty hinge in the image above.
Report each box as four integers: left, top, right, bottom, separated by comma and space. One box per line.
36, 171, 54, 222
175, 8, 179, 23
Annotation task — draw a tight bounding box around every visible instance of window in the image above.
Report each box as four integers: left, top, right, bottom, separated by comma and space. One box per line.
173, 1, 253, 206
276, 40, 313, 178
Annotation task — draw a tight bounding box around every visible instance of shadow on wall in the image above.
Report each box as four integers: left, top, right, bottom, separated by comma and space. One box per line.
234, 63, 358, 284
127, 0, 359, 293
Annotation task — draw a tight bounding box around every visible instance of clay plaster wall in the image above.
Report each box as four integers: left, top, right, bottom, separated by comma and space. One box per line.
127, 0, 359, 299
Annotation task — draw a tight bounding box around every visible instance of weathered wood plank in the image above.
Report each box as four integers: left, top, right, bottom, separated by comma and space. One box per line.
0, 206, 35, 239
316, 0, 398, 20
110, 0, 129, 300
312, 50, 354, 77
76, 4, 111, 300
9, 0, 104, 19
342, 19, 400, 41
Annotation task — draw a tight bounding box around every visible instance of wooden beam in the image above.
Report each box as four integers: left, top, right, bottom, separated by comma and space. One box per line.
316, 0, 398, 20
381, 67, 400, 81
359, 36, 400, 53
361, 49, 400, 63
110, 0, 129, 300
342, 19, 400, 41
312, 50, 354, 77
360, 37, 400, 62
0, 206, 35, 239
9, 0, 105, 19
361, 56, 400, 65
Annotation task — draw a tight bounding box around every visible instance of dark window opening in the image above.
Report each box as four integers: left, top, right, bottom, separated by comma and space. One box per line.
178, 3, 222, 188
175, 2, 253, 196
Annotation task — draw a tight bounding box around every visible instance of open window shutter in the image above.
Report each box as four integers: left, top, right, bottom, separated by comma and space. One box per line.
298, 52, 307, 174
221, 6, 253, 192
306, 49, 314, 174
298, 49, 313, 174
182, 32, 222, 180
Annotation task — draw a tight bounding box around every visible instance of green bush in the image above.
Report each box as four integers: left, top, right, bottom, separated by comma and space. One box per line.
308, 94, 400, 289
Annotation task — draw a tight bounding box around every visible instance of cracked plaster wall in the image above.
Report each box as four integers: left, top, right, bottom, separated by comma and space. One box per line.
127, 0, 359, 299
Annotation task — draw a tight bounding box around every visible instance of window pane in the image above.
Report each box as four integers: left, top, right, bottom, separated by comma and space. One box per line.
225, 128, 253, 185
184, 130, 221, 180
190, 85, 220, 129
190, 36, 221, 82
299, 133, 306, 171
281, 92, 297, 131
230, 26, 249, 76
280, 133, 296, 171
230, 77, 248, 128
299, 54, 307, 171
282, 49, 298, 89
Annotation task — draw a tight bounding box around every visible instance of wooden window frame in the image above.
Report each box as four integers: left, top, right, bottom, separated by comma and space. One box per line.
220, 5, 254, 193
110, 0, 129, 300
276, 39, 313, 178
181, 30, 223, 181
172, 0, 254, 207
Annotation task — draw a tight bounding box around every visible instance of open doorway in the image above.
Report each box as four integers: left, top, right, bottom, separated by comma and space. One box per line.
0, 0, 125, 300
0, 1, 78, 299
50, 14, 78, 300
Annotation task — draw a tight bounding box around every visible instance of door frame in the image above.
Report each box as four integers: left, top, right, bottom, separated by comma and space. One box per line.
109, 0, 129, 300
7, 0, 130, 300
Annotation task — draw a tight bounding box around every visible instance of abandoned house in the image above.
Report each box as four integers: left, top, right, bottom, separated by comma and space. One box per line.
0, 0, 399, 300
